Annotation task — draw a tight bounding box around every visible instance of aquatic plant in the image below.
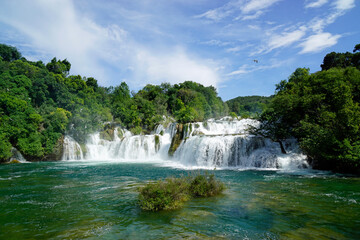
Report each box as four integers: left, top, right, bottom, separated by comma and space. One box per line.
189, 173, 225, 197
138, 177, 190, 211
138, 173, 225, 211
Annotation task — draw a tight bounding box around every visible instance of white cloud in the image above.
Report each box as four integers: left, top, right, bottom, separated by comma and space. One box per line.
307, 0, 355, 33
241, 11, 264, 20
334, 0, 355, 10
267, 27, 307, 52
0, 0, 118, 83
0, 0, 222, 88
299, 32, 341, 53
195, 7, 232, 21
196, 0, 281, 22
241, 0, 282, 14
134, 48, 220, 87
305, 0, 329, 8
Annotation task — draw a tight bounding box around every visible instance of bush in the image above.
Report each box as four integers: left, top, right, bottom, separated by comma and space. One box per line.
138, 177, 190, 211
189, 173, 225, 197
138, 173, 225, 211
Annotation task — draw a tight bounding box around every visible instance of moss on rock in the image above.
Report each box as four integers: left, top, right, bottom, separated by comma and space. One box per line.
154, 135, 160, 152
99, 128, 115, 141
8, 159, 21, 164
168, 124, 184, 156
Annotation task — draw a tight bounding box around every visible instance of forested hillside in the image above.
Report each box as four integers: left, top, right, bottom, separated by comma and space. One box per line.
0, 44, 227, 162
256, 44, 360, 173
226, 95, 272, 117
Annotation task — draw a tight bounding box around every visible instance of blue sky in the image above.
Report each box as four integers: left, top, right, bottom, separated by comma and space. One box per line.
0, 0, 358, 100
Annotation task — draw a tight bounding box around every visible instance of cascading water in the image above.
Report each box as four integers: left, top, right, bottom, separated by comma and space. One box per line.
10, 147, 27, 162
84, 126, 175, 161
61, 118, 309, 170
62, 136, 84, 160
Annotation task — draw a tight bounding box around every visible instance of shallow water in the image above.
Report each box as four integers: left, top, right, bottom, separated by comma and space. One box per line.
0, 161, 359, 239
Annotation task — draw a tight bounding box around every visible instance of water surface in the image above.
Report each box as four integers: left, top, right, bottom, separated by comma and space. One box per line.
1, 161, 359, 239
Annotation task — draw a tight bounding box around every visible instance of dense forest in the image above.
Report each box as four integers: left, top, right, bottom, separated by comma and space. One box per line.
226, 95, 272, 118
256, 44, 360, 174
0, 43, 228, 162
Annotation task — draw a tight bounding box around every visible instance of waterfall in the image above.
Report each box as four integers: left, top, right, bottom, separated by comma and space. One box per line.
62, 136, 84, 160
10, 147, 27, 162
85, 127, 173, 160
173, 135, 307, 169
61, 118, 309, 171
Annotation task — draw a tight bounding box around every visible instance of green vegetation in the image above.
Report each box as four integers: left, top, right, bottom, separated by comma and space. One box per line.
0, 43, 228, 162
138, 177, 190, 211
226, 95, 272, 118
256, 44, 360, 174
189, 173, 225, 197
138, 172, 225, 211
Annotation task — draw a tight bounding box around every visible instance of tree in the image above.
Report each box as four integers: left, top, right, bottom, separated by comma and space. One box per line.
257, 64, 360, 173
46, 57, 71, 76
0, 44, 21, 61
354, 44, 360, 53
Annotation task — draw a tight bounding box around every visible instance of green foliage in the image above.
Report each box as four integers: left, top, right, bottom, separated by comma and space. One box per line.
189, 173, 225, 197
0, 44, 21, 61
111, 81, 228, 130
138, 177, 190, 211
0, 134, 12, 161
46, 57, 71, 76
229, 112, 238, 120
226, 95, 272, 118
257, 44, 360, 173
321, 46, 360, 71
130, 126, 143, 135
138, 173, 225, 211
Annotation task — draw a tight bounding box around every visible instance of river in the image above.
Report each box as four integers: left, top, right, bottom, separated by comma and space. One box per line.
1, 161, 359, 239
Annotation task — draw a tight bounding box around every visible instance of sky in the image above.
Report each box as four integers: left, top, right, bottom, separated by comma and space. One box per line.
0, 0, 358, 100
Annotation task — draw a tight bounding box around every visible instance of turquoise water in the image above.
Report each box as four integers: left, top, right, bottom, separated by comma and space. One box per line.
0, 161, 359, 239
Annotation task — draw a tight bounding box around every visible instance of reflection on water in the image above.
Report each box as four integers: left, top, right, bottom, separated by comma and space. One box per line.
0, 161, 359, 239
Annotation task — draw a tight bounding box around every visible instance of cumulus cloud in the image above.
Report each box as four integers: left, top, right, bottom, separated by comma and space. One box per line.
0, 0, 118, 83
134, 48, 220, 87
299, 32, 341, 54
0, 0, 222, 88
305, 0, 329, 8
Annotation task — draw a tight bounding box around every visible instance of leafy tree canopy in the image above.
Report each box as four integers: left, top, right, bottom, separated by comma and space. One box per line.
257, 44, 360, 173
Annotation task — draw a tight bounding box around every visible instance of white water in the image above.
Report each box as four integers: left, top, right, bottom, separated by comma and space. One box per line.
10, 148, 27, 163
62, 136, 83, 160
62, 118, 309, 170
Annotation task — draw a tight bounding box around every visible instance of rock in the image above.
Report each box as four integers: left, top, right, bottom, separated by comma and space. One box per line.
155, 135, 160, 152
168, 124, 184, 156
8, 159, 21, 164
